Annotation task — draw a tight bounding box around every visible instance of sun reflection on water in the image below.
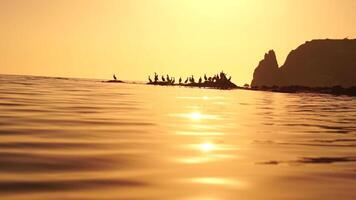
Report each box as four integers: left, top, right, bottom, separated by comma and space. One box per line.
186, 177, 246, 188
191, 142, 238, 152
190, 112, 203, 120
190, 177, 234, 185
199, 142, 215, 152
176, 142, 236, 164
175, 131, 224, 136
171, 111, 219, 121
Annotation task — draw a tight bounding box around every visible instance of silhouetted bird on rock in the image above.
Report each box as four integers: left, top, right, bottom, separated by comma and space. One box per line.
190, 75, 195, 83
154, 72, 158, 83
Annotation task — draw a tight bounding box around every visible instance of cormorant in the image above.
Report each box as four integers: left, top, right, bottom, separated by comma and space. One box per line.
190, 75, 195, 83
154, 72, 158, 82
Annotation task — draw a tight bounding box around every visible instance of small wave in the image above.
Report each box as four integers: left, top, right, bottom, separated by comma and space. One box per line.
0, 178, 148, 194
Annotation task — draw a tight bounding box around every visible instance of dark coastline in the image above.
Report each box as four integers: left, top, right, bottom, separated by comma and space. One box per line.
248, 39, 356, 97
251, 39, 356, 88
146, 81, 356, 96
248, 85, 356, 97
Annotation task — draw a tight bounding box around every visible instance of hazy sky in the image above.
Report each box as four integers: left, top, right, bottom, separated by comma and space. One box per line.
0, 0, 355, 84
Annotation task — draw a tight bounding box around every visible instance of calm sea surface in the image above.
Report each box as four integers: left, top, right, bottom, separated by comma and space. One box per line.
0, 74, 355, 200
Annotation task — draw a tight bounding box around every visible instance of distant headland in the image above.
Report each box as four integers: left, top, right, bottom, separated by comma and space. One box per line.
251, 39, 356, 88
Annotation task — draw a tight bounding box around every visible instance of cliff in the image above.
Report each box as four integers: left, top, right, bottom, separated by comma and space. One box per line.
251, 50, 280, 87
251, 39, 356, 88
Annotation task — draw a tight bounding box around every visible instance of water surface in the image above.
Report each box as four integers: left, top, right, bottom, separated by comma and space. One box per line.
0, 74, 355, 200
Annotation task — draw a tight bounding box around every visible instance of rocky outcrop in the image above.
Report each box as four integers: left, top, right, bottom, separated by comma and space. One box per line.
251, 39, 356, 88
251, 50, 280, 87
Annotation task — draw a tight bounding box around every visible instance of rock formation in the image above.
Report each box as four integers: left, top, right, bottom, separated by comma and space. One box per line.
251, 39, 356, 88
251, 50, 280, 87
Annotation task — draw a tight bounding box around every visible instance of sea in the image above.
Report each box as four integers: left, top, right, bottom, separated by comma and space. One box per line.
0, 74, 355, 200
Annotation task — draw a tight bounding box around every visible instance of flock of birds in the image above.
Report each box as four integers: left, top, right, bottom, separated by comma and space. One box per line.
148, 71, 232, 85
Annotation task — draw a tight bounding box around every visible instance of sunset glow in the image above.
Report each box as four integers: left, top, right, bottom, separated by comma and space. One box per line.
0, 1, 355, 199
1, 0, 355, 84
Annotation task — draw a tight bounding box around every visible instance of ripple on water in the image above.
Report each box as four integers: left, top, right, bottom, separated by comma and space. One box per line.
0, 74, 355, 199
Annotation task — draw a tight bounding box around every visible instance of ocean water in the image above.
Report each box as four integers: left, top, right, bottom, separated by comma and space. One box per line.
0, 74, 355, 200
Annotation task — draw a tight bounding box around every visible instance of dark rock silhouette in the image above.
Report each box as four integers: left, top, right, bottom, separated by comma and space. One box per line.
251, 39, 356, 88
251, 50, 279, 87
105, 80, 124, 83
147, 71, 238, 90
103, 74, 124, 83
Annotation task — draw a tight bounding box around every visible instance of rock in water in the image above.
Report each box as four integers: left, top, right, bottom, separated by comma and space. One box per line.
251, 39, 356, 88
251, 50, 279, 87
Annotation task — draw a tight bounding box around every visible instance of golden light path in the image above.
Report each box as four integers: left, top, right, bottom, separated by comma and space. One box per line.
171, 112, 219, 121
169, 96, 247, 192
177, 140, 237, 164
190, 112, 203, 120
188, 177, 244, 187
199, 142, 215, 152
172, 103, 234, 163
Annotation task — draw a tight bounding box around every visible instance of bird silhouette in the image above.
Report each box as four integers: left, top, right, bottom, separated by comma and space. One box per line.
190, 75, 195, 83
154, 73, 158, 82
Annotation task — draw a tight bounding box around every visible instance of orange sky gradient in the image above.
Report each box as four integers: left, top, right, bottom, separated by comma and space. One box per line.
0, 0, 355, 85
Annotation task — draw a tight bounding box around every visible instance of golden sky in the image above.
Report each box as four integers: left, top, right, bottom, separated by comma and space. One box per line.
0, 0, 355, 84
